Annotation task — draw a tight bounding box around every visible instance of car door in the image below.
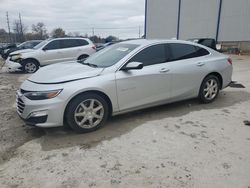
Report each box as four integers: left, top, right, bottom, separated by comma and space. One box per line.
39, 39, 64, 65
60, 39, 80, 61
167, 43, 210, 100
115, 44, 172, 111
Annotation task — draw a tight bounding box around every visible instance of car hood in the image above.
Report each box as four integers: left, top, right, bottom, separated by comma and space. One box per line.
28, 62, 104, 84
10, 48, 35, 55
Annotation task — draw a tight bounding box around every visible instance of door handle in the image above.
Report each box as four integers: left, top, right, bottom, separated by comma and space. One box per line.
197, 62, 205, 66
159, 68, 170, 73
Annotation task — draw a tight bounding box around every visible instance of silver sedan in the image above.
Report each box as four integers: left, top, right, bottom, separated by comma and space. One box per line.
17, 39, 233, 133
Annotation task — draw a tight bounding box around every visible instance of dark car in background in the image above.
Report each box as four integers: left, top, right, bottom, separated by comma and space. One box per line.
1, 40, 42, 59
0, 43, 17, 57
187, 38, 217, 51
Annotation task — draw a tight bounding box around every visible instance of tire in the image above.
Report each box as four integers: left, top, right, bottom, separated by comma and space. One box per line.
77, 55, 89, 61
65, 93, 109, 133
199, 75, 220, 103
22, 60, 39, 73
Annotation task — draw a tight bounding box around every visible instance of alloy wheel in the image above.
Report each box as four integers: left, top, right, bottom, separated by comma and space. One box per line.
203, 79, 218, 100
25, 62, 37, 73
74, 99, 104, 129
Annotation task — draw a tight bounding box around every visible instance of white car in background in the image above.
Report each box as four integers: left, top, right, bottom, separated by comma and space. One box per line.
17, 39, 233, 133
6, 37, 96, 73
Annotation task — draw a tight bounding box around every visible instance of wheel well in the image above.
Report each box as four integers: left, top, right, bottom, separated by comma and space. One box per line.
23, 58, 40, 66
64, 90, 113, 121
77, 54, 89, 60
204, 72, 223, 89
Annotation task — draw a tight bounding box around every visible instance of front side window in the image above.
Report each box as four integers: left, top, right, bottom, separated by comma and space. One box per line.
44, 40, 61, 50
129, 44, 167, 66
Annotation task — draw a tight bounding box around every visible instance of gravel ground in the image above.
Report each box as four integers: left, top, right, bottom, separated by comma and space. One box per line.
0, 56, 249, 188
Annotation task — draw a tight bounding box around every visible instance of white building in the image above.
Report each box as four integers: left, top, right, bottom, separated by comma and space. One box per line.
145, 0, 250, 45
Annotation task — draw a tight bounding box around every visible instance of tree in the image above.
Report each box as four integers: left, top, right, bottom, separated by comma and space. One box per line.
0, 28, 7, 35
12, 20, 27, 42
32, 22, 48, 39
51, 28, 66, 38
0, 28, 8, 43
67, 31, 80, 37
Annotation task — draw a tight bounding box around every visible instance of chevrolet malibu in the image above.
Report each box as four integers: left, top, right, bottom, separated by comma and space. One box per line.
17, 39, 232, 133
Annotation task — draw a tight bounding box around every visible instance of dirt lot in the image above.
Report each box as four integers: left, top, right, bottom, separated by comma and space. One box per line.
0, 56, 249, 188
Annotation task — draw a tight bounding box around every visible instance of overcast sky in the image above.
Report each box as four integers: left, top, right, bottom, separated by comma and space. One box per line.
0, 0, 145, 39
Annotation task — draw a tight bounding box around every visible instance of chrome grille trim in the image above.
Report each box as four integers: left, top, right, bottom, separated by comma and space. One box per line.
16, 96, 25, 114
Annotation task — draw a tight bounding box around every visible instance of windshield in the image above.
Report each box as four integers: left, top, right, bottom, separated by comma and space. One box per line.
33, 40, 47, 50
17, 41, 27, 48
81, 43, 139, 68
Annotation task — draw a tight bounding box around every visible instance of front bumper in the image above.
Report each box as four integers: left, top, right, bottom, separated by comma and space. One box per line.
5, 58, 22, 72
16, 90, 65, 128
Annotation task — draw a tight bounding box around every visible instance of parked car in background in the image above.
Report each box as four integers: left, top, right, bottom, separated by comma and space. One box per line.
17, 39, 232, 133
95, 43, 105, 51
187, 38, 217, 50
1, 40, 42, 60
6, 37, 96, 73
0, 43, 17, 57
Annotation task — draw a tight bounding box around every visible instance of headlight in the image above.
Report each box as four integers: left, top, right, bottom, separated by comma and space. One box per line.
24, 89, 62, 100
10, 54, 22, 61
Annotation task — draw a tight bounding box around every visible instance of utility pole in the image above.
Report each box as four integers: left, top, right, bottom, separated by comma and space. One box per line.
6, 12, 11, 43
92, 27, 95, 36
19, 13, 24, 41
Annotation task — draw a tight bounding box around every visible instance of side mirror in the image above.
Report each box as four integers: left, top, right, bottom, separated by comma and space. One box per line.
42, 47, 48, 51
121, 62, 143, 71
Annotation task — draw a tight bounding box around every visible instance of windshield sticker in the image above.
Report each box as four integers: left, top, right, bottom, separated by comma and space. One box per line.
116, 47, 129, 52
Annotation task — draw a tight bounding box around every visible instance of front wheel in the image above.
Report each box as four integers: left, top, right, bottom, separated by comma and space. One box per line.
22, 60, 39, 73
65, 93, 109, 133
199, 75, 220, 103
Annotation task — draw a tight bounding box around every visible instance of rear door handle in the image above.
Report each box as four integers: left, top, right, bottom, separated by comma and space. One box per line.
159, 68, 170, 73
197, 62, 205, 66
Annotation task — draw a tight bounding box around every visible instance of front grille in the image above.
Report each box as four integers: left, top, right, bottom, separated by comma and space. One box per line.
16, 97, 25, 114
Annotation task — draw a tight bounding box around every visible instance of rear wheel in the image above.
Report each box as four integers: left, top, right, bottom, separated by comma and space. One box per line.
65, 93, 109, 133
22, 60, 39, 73
199, 75, 220, 103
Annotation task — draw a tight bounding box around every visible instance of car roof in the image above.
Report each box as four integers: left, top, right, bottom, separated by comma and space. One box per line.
121, 39, 214, 52
121, 39, 201, 46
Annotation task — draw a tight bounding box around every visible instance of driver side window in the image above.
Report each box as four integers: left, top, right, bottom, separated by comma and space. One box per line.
44, 40, 61, 50
129, 44, 167, 66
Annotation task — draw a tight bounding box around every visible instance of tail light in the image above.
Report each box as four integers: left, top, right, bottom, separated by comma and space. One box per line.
227, 58, 232, 65
92, 45, 96, 50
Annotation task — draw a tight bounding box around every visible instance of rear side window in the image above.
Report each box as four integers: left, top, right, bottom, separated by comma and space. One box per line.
196, 46, 210, 56
168, 43, 209, 61
129, 44, 167, 66
77, 39, 89, 46
44, 40, 61, 50
61, 39, 78, 48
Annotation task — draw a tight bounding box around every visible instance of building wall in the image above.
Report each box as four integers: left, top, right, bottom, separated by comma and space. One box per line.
146, 0, 179, 39
179, 0, 218, 40
145, 0, 250, 42
219, 0, 250, 41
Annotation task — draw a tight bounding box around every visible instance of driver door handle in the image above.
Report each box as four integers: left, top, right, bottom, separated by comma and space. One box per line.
159, 68, 170, 73
197, 62, 205, 66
